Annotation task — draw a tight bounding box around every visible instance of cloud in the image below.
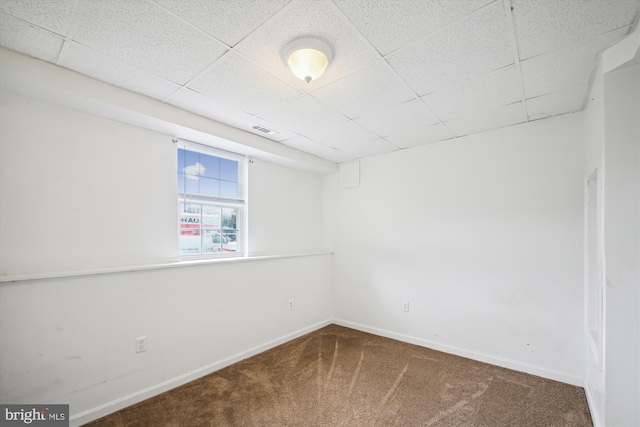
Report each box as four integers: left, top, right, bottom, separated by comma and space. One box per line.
184, 162, 205, 180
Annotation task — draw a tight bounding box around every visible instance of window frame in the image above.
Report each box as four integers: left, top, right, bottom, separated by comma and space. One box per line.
176, 139, 247, 260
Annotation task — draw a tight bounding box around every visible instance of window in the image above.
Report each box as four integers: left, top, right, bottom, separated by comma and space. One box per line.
177, 140, 246, 258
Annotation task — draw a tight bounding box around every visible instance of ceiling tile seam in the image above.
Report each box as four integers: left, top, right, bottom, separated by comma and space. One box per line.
266, 90, 352, 131
327, 0, 386, 59
225, 0, 296, 49
250, 96, 325, 128
379, 59, 448, 127
218, 1, 340, 95
160, 44, 300, 104
285, 116, 388, 148
380, 136, 402, 150
132, 1, 233, 88
515, 23, 632, 110
0, 4, 78, 40
229, 49, 310, 92
226, 0, 386, 101
49, 0, 232, 93
518, 24, 634, 63
51, 37, 184, 95
524, 80, 591, 102
287, 117, 358, 141
148, 0, 232, 51
503, 0, 528, 123
381, 0, 502, 61
152, 1, 299, 102
374, 57, 455, 141
159, 50, 242, 103
251, 96, 351, 133
1, 13, 63, 52
322, 0, 426, 112
581, 51, 606, 112
0, 11, 67, 64
281, 135, 352, 158
367, 0, 508, 141
55, 0, 98, 66
164, 87, 260, 126
631, 10, 640, 33
303, 56, 383, 95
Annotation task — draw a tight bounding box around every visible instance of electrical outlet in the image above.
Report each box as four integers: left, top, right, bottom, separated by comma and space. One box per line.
402, 301, 409, 312
288, 299, 294, 310
136, 336, 147, 353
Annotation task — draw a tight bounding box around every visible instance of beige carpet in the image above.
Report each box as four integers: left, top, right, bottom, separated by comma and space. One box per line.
85, 324, 592, 426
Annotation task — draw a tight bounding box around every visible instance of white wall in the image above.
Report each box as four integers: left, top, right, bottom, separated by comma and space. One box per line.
324, 113, 586, 384
0, 86, 331, 424
583, 60, 607, 424
248, 159, 324, 256
583, 29, 639, 427
0, 91, 178, 277
602, 62, 639, 427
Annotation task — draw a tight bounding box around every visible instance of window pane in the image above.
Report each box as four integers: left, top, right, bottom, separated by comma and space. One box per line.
220, 158, 238, 182
179, 205, 200, 228
202, 206, 221, 230
182, 150, 201, 176
222, 207, 238, 252
199, 177, 220, 197
203, 229, 222, 253
180, 234, 201, 255
220, 180, 237, 199
178, 143, 244, 258
200, 154, 220, 179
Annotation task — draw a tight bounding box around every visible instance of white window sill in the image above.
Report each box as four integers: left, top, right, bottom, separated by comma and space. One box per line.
0, 252, 333, 283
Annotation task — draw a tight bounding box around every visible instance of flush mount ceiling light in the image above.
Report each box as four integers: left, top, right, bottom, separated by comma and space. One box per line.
284, 37, 332, 83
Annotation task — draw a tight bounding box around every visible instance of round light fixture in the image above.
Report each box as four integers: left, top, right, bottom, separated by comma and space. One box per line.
284, 37, 332, 83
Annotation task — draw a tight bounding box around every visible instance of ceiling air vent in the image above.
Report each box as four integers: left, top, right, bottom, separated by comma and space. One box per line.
252, 125, 277, 135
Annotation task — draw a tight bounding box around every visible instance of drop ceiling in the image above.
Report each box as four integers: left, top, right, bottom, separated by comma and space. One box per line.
1, 0, 638, 163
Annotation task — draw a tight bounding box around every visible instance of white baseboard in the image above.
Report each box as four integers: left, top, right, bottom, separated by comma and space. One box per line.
71, 318, 585, 426
583, 380, 602, 427
333, 318, 584, 387
70, 319, 332, 426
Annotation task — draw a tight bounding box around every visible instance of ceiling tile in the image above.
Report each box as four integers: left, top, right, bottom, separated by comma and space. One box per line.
512, 0, 640, 60
422, 65, 522, 122
386, 123, 455, 149
0, 11, 64, 63
444, 102, 526, 137
334, 0, 493, 56
187, 52, 300, 115
235, 0, 380, 92
339, 137, 399, 158
521, 28, 629, 99
0, 0, 79, 36
312, 61, 415, 119
526, 86, 587, 121
258, 95, 349, 135
72, 0, 227, 85
304, 120, 379, 149
58, 41, 181, 101
387, 1, 513, 96
354, 99, 438, 137
235, 118, 299, 142
1, 0, 636, 163
166, 89, 253, 126
155, 0, 289, 47
281, 135, 355, 163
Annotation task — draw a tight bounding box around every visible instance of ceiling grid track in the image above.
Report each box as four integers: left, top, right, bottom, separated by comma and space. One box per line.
503, 0, 530, 124
326, 0, 452, 147
55, 0, 88, 66
2, 0, 637, 164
